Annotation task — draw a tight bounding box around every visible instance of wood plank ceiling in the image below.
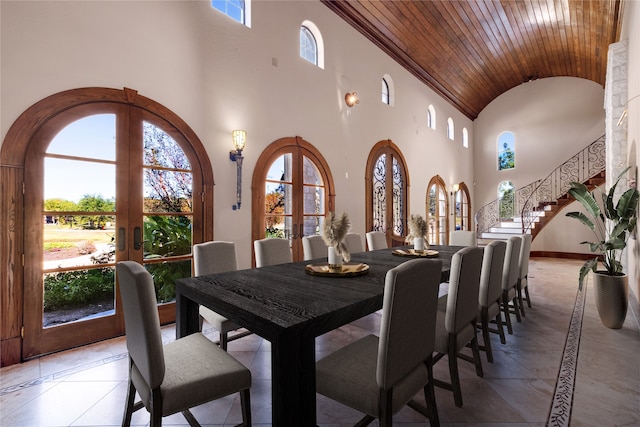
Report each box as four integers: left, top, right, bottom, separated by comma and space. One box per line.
322, 0, 624, 119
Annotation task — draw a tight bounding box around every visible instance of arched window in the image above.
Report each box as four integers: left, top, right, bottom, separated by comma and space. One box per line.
251, 136, 334, 262
382, 78, 390, 105
498, 131, 515, 170
462, 127, 469, 148
365, 140, 409, 248
300, 20, 324, 69
427, 105, 436, 130
447, 117, 455, 140
211, 0, 250, 26
498, 180, 515, 219
0, 87, 213, 362
426, 175, 448, 244
453, 182, 472, 231
381, 74, 394, 106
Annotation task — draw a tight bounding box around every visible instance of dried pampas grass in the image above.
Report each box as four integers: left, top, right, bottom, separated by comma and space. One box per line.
322, 212, 351, 262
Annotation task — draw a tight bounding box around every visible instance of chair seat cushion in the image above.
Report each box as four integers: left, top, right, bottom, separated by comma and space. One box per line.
132, 332, 251, 416
316, 334, 429, 417
199, 306, 241, 334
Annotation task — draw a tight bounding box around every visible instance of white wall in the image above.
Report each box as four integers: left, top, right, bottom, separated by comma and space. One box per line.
1, 0, 474, 268
619, 0, 640, 299
474, 77, 606, 254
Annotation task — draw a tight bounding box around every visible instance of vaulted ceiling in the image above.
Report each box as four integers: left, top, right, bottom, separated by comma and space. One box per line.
322, 0, 624, 119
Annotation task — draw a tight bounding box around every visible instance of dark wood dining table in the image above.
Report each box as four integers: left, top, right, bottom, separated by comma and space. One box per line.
175, 245, 461, 426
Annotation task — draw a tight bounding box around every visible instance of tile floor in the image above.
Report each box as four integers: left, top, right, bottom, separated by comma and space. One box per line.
1, 257, 638, 426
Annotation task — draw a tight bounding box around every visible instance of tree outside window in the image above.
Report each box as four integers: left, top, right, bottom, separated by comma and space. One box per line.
498, 131, 515, 170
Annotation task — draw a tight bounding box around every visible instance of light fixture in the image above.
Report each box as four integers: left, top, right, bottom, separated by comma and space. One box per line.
345, 92, 359, 107
451, 183, 459, 196
230, 130, 246, 210
616, 94, 640, 126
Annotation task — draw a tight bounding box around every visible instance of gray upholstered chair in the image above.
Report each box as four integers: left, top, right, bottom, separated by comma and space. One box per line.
517, 233, 533, 316
365, 230, 388, 250
477, 240, 507, 363
433, 246, 484, 408
301, 235, 327, 261
253, 237, 292, 267
449, 230, 477, 246
316, 258, 442, 427
194, 241, 252, 350
501, 236, 523, 335
116, 261, 252, 427
344, 232, 364, 254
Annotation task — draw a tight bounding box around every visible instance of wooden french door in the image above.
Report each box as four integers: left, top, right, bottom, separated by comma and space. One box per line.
251, 136, 334, 263
426, 175, 449, 244
20, 92, 210, 359
365, 140, 409, 248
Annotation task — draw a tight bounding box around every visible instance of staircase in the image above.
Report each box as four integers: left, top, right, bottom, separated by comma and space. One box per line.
476, 135, 606, 243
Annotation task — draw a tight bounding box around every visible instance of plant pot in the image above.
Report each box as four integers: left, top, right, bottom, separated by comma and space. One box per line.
327, 246, 343, 269
593, 271, 628, 329
414, 237, 425, 252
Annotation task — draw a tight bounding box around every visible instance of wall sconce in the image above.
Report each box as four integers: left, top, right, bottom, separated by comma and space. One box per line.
616, 94, 640, 126
229, 130, 246, 210
345, 92, 359, 107
450, 183, 459, 196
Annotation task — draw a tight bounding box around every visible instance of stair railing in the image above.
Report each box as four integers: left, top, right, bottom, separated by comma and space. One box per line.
475, 135, 606, 237
520, 135, 606, 234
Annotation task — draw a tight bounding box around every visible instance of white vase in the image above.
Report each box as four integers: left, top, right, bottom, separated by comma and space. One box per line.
328, 246, 343, 268
414, 237, 425, 252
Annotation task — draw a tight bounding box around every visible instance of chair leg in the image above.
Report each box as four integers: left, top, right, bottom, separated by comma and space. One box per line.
424, 358, 440, 427
379, 389, 393, 427
495, 311, 506, 345
150, 388, 163, 427
240, 388, 252, 427
480, 314, 493, 363
470, 331, 484, 378
502, 295, 513, 335
447, 335, 463, 408
220, 332, 229, 351
517, 283, 526, 317
512, 296, 522, 322
524, 280, 532, 308
122, 379, 136, 427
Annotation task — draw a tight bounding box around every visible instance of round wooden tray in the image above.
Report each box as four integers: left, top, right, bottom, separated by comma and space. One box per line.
392, 249, 439, 258
305, 263, 370, 277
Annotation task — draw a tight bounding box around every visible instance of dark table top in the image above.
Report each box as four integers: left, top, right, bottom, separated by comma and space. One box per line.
175, 245, 460, 341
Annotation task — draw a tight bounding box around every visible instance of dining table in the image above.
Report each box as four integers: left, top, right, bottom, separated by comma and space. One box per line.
175, 244, 462, 426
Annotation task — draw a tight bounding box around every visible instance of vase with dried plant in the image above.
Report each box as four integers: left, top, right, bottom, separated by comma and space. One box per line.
322, 212, 351, 267
406, 214, 428, 252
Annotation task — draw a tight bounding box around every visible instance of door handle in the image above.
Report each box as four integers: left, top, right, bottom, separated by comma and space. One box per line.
134, 226, 143, 250
291, 224, 298, 239
299, 223, 304, 238
117, 227, 125, 252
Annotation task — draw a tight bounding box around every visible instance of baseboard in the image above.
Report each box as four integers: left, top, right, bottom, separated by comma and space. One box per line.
530, 251, 598, 260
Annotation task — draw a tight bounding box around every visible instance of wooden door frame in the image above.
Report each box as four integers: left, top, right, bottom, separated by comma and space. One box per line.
426, 175, 449, 245
251, 136, 335, 265
365, 140, 410, 248
0, 87, 213, 366
454, 181, 472, 231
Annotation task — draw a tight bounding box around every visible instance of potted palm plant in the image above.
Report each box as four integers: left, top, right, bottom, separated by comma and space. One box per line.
565, 166, 638, 329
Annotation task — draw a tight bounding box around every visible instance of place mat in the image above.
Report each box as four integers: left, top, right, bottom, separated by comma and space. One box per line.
304, 263, 370, 277
392, 249, 439, 258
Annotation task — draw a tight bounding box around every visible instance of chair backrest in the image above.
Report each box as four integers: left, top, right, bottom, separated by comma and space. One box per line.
444, 246, 484, 333
502, 236, 522, 291
518, 234, 532, 280
376, 258, 442, 390
366, 231, 388, 250
193, 241, 238, 276
301, 235, 327, 261
116, 261, 165, 389
449, 230, 477, 247
253, 238, 292, 267
478, 240, 507, 308
344, 232, 364, 254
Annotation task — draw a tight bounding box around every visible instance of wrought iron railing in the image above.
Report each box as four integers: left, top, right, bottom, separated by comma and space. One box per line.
475, 135, 606, 237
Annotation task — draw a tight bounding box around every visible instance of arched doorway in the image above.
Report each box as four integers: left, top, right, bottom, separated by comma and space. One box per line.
0, 87, 213, 363
365, 140, 410, 248
426, 175, 448, 244
251, 136, 335, 263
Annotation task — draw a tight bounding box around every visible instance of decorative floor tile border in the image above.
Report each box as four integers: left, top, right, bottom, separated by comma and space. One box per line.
546, 283, 587, 427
